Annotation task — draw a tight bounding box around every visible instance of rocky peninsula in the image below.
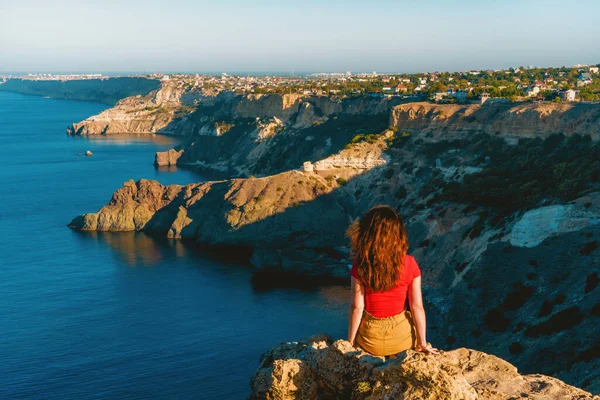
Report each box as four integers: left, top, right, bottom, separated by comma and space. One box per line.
39, 78, 597, 393
250, 334, 598, 399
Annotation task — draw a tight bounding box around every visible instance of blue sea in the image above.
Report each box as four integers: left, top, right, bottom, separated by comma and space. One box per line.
0, 91, 348, 399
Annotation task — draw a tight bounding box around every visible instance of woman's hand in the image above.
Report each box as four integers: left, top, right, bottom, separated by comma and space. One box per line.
414, 342, 440, 355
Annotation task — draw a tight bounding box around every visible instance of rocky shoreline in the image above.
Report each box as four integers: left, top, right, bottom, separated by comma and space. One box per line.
46, 80, 599, 393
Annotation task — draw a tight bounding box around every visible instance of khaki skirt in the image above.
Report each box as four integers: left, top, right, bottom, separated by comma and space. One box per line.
355, 310, 417, 357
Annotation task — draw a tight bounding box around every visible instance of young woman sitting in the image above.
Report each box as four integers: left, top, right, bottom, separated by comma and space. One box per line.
347, 205, 439, 356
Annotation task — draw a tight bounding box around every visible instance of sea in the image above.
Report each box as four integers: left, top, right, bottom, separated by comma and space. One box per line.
0, 91, 348, 399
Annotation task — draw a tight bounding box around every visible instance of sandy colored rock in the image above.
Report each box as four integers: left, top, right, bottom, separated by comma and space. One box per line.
390, 101, 600, 140
68, 94, 600, 393
250, 335, 596, 400
155, 148, 183, 167
66, 80, 204, 135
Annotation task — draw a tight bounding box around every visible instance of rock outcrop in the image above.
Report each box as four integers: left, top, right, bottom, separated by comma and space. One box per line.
510, 203, 600, 247
69, 135, 393, 280
66, 80, 205, 135
68, 89, 401, 173
250, 334, 597, 400
391, 102, 600, 141
154, 148, 184, 167
67, 91, 600, 392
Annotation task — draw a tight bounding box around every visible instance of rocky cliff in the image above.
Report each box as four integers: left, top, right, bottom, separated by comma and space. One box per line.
66, 80, 205, 135
67, 93, 600, 393
250, 334, 597, 399
61, 85, 402, 169
0, 77, 160, 106
391, 101, 600, 140
69, 135, 393, 280
152, 93, 401, 176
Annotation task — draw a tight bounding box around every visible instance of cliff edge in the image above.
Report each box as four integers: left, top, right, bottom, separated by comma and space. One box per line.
250, 334, 597, 400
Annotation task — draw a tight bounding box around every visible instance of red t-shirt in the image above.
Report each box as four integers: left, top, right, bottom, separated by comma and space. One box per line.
350, 255, 421, 318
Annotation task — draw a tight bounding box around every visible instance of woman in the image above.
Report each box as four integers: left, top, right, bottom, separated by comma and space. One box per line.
347, 205, 438, 356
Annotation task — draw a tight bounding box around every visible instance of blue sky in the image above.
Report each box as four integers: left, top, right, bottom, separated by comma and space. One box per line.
1, 0, 599, 74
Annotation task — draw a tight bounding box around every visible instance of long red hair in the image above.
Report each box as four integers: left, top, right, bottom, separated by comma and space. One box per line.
346, 205, 409, 292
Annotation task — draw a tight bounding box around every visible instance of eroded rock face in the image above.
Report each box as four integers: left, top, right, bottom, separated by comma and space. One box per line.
66, 80, 205, 135
154, 148, 184, 167
68, 99, 600, 392
250, 335, 596, 400
67, 168, 359, 280
510, 203, 600, 247
390, 102, 600, 140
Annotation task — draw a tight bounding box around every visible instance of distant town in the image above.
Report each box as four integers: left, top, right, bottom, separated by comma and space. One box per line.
2, 63, 600, 103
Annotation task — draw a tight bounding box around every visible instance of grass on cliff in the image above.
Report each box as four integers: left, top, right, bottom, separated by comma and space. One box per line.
438, 133, 600, 213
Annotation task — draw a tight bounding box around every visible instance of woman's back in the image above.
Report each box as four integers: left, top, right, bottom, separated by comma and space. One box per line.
350, 255, 421, 318
347, 205, 438, 357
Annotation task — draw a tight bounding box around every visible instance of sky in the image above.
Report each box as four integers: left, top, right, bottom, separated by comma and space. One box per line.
1, 0, 600, 74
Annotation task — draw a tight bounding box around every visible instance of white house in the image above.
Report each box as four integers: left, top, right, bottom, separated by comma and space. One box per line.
480, 92, 491, 104
559, 89, 577, 102
589, 67, 599, 74
394, 84, 407, 93
526, 85, 541, 97
434, 92, 446, 101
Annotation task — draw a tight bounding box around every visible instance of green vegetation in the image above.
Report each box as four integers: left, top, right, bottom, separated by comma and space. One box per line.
336, 177, 348, 186
390, 131, 411, 148
345, 128, 400, 150
525, 306, 584, 337
395, 186, 408, 199
355, 381, 372, 394
146, 106, 171, 115
174, 105, 195, 117
345, 132, 380, 148
439, 134, 600, 213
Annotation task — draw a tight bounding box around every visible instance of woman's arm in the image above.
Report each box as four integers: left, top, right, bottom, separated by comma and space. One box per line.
409, 276, 439, 354
348, 277, 365, 346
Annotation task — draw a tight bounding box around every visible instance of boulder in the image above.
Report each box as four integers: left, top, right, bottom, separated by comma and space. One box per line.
249, 335, 597, 400
154, 148, 183, 167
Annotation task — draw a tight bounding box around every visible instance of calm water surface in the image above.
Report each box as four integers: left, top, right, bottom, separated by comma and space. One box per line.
0, 92, 348, 399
